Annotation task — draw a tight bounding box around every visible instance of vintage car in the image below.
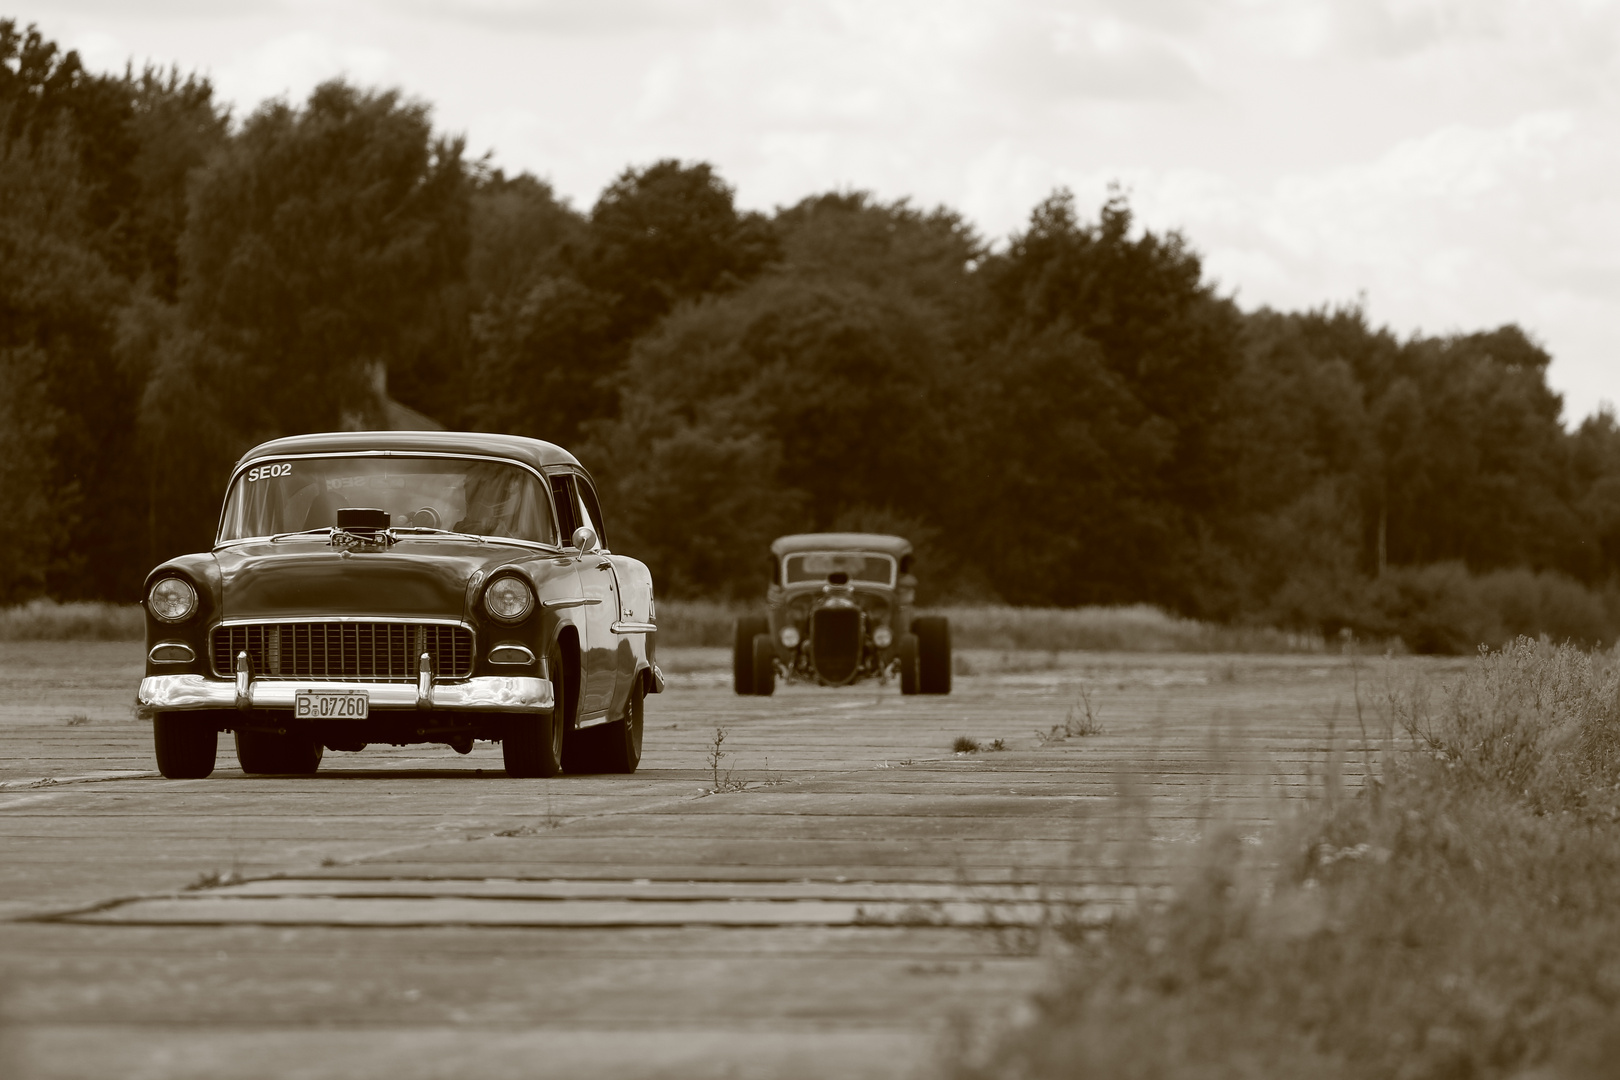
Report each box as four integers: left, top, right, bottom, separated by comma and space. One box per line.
733, 533, 950, 696
136, 431, 662, 780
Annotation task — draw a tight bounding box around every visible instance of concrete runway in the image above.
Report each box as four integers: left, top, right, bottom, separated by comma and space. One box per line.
0, 641, 1458, 1079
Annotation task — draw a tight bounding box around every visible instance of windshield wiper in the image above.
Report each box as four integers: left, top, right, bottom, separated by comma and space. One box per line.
270, 527, 334, 543
386, 527, 484, 543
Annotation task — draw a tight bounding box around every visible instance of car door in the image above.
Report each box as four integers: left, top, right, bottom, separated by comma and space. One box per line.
575, 474, 640, 712
556, 473, 620, 721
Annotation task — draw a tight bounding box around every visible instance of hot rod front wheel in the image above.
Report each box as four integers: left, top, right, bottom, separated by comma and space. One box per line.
913, 616, 952, 695
751, 634, 777, 696
733, 616, 767, 695
153, 714, 218, 779
897, 634, 920, 695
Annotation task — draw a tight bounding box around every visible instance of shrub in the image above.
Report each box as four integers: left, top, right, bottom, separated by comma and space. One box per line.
1318, 563, 1620, 655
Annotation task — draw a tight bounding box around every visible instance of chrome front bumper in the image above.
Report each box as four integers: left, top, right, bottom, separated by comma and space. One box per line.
138, 675, 555, 714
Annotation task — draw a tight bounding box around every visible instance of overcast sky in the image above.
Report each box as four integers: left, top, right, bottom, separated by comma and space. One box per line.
20, 0, 1620, 423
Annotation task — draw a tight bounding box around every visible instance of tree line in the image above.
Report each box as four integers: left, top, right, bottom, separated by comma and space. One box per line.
5, 19, 1619, 650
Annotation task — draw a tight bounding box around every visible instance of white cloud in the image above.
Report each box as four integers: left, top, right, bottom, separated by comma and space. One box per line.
13, 0, 1620, 419
215, 32, 396, 111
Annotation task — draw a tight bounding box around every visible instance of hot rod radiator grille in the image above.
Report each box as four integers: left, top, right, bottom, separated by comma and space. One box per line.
811, 606, 863, 685
212, 623, 474, 682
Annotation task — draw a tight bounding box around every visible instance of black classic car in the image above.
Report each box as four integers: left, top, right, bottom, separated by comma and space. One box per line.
136, 431, 662, 779
734, 533, 950, 696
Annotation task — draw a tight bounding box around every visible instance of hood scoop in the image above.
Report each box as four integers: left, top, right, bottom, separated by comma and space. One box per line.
333, 507, 392, 549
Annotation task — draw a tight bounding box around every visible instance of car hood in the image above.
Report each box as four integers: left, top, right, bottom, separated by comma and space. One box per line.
214, 540, 524, 621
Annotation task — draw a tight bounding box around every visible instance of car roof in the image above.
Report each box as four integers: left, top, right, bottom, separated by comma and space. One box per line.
770, 533, 913, 558
234, 431, 583, 473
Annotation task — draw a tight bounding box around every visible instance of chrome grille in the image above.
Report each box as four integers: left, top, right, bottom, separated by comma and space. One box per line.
212, 622, 474, 681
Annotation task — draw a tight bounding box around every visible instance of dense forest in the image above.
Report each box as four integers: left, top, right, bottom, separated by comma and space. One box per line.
5, 19, 1620, 651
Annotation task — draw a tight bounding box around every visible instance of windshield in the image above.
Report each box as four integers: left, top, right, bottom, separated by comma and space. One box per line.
218, 455, 558, 545
783, 551, 897, 587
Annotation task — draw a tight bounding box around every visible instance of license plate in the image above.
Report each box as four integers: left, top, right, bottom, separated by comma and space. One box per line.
295, 690, 369, 719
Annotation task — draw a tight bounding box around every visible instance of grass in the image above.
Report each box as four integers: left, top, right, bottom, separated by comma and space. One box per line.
0, 599, 141, 641
653, 599, 752, 648
936, 604, 1325, 654
652, 600, 1327, 652
1, 596, 1329, 653
947, 638, 1620, 1079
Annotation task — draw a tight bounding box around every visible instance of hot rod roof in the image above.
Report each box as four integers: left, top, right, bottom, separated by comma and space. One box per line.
235, 431, 584, 473
770, 533, 912, 558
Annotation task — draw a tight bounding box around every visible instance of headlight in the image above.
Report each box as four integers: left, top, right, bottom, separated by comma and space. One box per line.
779, 625, 801, 648
873, 626, 893, 648
148, 578, 197, 623
484, 576, 535, 622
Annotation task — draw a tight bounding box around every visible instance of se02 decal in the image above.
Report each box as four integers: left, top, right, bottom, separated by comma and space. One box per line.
246, 463, 292, 482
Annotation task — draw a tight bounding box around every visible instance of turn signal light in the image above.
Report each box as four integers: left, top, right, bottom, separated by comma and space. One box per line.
488, 644, 536, 665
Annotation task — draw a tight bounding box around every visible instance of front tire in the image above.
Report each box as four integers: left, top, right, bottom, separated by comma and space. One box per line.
153, 714, 217, 779
505, 707, 565, 778
733, 616, 767, 695
913, 616, 952, 695
235, 727, 324, 774
752, 634, 776, 696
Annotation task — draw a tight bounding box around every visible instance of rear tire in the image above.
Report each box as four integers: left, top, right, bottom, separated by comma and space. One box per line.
913, 616, 952, 695
593, 678, 645, 774
898, 634, 920, 695
733, 616, 767, 695
235, 727, 324, 774
153, 714, 218, 779
504, 708, 564, 778
752, 634, 776, 696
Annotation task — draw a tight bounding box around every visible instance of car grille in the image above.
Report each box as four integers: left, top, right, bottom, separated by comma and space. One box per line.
811, 606, 863, 685
212, 622, 474, 682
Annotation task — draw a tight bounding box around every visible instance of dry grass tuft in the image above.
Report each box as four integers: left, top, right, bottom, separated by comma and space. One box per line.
949, 638, 1620, 1079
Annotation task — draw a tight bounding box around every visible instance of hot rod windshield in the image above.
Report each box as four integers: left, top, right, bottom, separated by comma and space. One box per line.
217, 455, 559, 545
783, 552, 897, 587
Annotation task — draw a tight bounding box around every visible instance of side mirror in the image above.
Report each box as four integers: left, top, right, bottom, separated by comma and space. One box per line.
571, 525, 599, 554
